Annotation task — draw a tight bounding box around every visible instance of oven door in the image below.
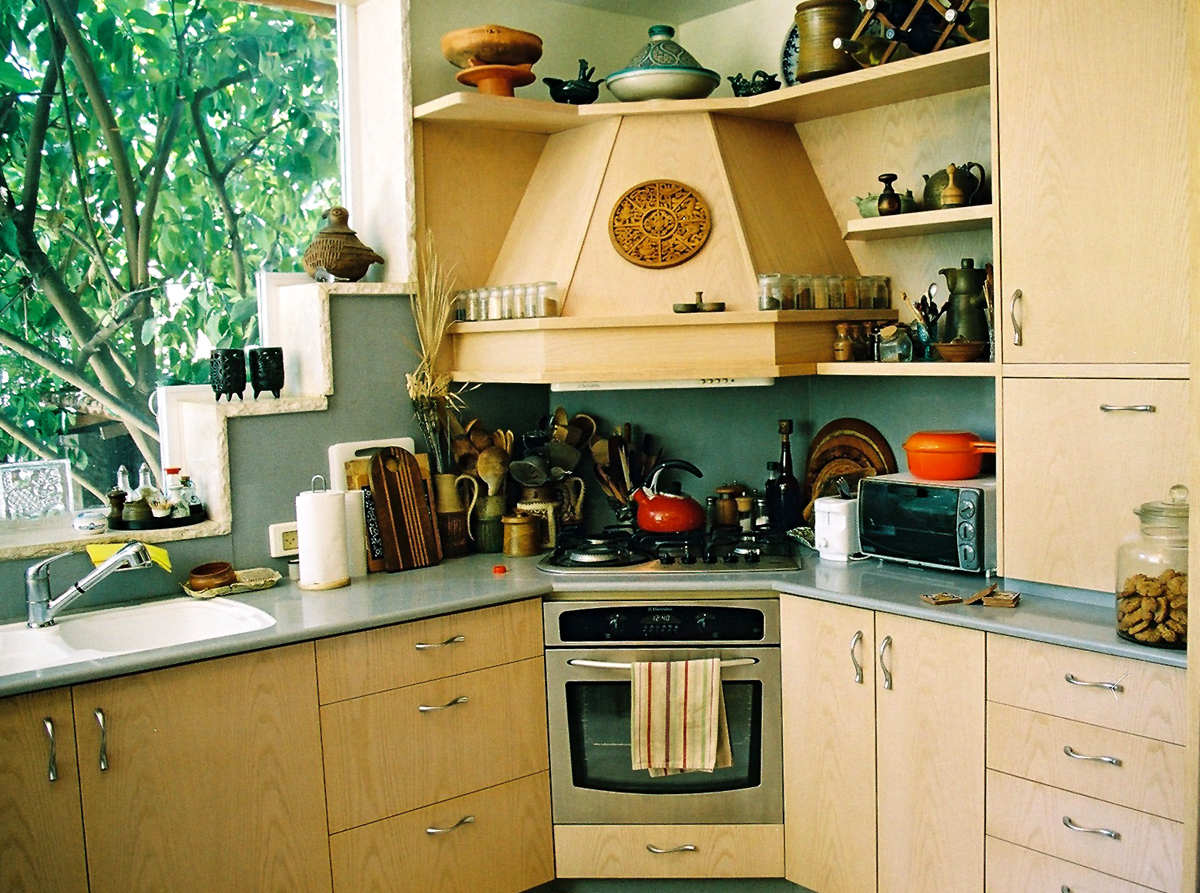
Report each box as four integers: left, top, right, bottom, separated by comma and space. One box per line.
545, 646, 782, 825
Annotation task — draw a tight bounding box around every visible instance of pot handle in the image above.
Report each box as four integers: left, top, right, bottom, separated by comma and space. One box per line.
972, 441, 997, 454
646, 459, 704, 492
965, 161, 986, 202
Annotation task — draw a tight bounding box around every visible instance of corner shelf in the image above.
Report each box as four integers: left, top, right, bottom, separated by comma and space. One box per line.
414, 41, 990, 134
843, 204, 993, 241
816, 361, 996, 377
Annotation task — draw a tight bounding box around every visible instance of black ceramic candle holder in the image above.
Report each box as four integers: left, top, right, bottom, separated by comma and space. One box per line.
248, 346, 285, 399
209, 349, 247, 401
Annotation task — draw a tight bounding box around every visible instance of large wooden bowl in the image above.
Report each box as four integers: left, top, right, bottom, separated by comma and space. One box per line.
441, 25, 543, 70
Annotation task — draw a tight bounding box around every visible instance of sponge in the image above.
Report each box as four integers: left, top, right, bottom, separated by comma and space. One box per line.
85, 543, 172, 573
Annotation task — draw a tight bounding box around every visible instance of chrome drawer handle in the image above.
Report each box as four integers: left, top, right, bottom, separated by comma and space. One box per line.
414, 635, 465, 650
1099, 404, 1156, 413
878, 635, 893, 690
647, 843, 697, 854
418, 695, 468, 713
43, 717, 58, 783
426, 814, 474, 835
850, 630, 864, 684
94, 708, 108, 772
1063, 815, 1120, 840
1064, 745, 1122, 767
1064, 672, 1124, 695
1009, 289, 1023, 345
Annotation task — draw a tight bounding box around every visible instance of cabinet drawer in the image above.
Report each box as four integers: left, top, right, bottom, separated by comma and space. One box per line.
321, 657, 549, 833
329, 771, 553, 893
315, 598, 543, 703
986, 771, 1182, 893
986, 837, 1161, 893
554, 824, 784, 878
987, 702, 1184, 820
987, 635, 1186, 744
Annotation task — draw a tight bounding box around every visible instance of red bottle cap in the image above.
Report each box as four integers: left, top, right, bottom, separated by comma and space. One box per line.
492, 564, 507, 575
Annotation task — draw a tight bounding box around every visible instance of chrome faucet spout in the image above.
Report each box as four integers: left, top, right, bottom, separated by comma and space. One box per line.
26, 542, 154, 628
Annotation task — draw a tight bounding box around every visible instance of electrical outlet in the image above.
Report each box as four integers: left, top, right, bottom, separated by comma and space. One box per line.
269, 521, 299, 557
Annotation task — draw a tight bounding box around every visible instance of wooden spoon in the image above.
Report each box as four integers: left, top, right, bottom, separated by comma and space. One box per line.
476, 446, 510, 496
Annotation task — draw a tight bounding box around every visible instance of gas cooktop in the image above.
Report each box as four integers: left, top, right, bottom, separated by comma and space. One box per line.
537, 528, 801, 575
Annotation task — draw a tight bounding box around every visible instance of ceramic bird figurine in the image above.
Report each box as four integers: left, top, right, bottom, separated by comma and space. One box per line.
302, 206, 384, 282
542, 59, 603, 105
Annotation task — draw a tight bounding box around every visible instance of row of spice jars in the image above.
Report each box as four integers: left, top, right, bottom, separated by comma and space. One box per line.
457, 281, 560, 321
832, 320, 907, 362
758, 273, 891, 311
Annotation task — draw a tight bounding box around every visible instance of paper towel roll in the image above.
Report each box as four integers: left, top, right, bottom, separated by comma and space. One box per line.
344, 489, 368, 578
296, 488, 350, 590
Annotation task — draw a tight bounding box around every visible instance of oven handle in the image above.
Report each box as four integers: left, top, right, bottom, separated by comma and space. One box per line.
566, 657, 759, 670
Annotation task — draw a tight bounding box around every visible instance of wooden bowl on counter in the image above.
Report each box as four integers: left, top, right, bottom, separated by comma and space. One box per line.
187, 561, 237, 591
934, 341, 987, 362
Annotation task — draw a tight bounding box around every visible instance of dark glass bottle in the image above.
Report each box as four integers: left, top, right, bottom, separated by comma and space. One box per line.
766, 421, 803, 533
884, 25, 941, 55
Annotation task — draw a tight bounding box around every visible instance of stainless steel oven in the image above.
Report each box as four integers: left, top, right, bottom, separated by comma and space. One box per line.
544, 598, 782, 825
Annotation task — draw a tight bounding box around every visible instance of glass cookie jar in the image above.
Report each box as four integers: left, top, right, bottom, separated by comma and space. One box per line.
1115, 485, 1188, 649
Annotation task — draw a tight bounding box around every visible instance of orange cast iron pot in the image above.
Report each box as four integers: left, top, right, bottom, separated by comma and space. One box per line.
902, 431, 996, 481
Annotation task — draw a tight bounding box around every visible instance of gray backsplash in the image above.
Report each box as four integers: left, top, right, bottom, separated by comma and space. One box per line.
0, 292, 995, 621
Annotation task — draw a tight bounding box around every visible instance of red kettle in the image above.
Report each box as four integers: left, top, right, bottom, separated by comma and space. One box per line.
632, 460, 707, 533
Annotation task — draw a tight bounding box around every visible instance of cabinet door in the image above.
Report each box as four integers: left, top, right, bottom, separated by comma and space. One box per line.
74, 643, 332, 893
0, 687, 88, 893
781, 596, 876, 893
1002, 377, 1188, 591
876, 613, 984, 893
995, 0, 1191, 364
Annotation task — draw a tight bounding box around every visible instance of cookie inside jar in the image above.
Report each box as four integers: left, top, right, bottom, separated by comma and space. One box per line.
1115, 485, 1188, 649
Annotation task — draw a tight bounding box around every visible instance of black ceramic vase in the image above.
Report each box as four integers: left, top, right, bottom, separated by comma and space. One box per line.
210, 349, 247, 401
248, 347, 285, 399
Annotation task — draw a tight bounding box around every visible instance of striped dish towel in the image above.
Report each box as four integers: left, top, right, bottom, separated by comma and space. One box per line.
630, 658, 732, 777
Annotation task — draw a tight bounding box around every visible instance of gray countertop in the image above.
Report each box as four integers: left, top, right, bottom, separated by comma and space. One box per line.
0, 549, 1183, 698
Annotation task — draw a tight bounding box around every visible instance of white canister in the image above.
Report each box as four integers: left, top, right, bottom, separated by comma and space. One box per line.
813, 496, 860, 562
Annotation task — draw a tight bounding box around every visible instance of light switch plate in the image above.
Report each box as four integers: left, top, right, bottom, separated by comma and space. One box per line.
268, 521, 299, 557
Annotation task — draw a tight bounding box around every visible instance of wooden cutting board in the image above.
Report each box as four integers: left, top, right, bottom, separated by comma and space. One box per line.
369, 446, 441, 571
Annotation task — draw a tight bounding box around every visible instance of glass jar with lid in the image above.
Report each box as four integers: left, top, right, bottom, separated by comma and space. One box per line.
1115, 484, 1188, 649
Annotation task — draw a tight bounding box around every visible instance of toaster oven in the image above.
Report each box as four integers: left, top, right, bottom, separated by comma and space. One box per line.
857, 472, 996, 573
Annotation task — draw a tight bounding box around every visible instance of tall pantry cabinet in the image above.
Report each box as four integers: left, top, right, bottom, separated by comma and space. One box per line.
995, 0, 1193, 591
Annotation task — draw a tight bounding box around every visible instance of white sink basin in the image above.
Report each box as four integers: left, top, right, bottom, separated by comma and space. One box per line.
0, 597, 277, 676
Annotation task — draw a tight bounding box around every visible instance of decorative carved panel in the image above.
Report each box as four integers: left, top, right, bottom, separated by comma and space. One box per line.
608, 180, 712, 268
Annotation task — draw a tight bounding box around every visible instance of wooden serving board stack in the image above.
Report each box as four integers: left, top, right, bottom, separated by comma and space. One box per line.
368, 446, 442, 571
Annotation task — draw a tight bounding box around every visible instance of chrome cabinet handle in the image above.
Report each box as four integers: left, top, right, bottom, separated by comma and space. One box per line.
1064, 745, 1122, 766
426, 814, 474, 835
1099, 404, 1156, 413
94, 708, 108, 771
418, 695, 468, 713
43, 717, 58, 782
850, 630, 864, 684
1064, 672, 1124, 694
414, 635, 465, 650
1063, 815, 1120, 840
1009, 289, 1023, 345
646, 843, 697, 854
878, 635, 893, 691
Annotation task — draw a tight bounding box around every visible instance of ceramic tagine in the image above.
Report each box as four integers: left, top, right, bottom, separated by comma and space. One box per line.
605, 25, 720, 102
440, 24, 543, 96
302, 207, 384, 282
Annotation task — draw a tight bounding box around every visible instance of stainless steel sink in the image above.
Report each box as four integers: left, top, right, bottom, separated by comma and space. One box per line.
0, 597, 276, 675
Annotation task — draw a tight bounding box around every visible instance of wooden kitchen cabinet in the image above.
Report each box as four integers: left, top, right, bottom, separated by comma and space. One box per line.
73, 643, 332, 893
782, 597, 985, 893
985, 635, 1185, 893
1001, 377, 1188, 591
0, 687, 88, 893
994, 0, 1192, 365
554, 822, 784, 879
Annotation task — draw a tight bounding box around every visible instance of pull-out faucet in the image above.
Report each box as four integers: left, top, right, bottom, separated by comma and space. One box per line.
26, 542, 154, 628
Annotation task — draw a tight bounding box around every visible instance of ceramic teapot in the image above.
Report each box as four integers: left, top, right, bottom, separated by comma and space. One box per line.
937, 258, 990, 343
922, 162, 985, 210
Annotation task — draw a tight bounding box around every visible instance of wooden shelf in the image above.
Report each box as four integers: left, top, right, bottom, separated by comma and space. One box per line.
816, 361, 997, 377
414, 42, 990, 134
843, 204, 993, 241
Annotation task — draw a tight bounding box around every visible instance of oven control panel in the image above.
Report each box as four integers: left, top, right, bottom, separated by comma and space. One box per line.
556, 605, 767, 643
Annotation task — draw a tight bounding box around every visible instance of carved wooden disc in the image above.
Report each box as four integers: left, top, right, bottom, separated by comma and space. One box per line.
608, 180, 712, 269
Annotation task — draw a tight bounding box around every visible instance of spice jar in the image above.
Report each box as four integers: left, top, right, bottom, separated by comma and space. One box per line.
1115, 484, 1188, 649
833, 323, 853, 361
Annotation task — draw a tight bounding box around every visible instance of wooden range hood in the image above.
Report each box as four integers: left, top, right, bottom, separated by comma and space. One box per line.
416, 104, 894, 384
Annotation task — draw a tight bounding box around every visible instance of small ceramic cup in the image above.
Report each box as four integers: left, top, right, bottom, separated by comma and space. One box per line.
209, 349, 247, 401
248, 346, 284, 399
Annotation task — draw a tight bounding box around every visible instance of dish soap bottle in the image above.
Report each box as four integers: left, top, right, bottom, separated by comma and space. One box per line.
766, 420, 802, 533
